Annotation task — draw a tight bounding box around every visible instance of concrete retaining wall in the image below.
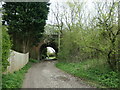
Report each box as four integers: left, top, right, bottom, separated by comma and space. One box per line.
5, 50, 29, 73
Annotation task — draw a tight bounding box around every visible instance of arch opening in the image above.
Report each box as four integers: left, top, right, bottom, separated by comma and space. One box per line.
46, 47, 56, 60
39, 43, 58, 60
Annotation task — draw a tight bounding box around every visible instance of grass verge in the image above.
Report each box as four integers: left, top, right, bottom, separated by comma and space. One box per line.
2, 58, 40, 88
2, 62, 32, 88
56, 59, 119, 88
29, 58, 40, 63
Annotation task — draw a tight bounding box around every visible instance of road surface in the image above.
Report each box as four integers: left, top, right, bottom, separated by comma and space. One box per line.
22, 61, 93, 88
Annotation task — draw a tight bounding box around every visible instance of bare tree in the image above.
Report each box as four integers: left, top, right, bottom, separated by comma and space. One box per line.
94, 0, 119, 71
49, 0, 86, 51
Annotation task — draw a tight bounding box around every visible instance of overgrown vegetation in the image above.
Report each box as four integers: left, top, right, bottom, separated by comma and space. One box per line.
1, 0, 120, 89
51, 0, 120, 88
2, 62, 31, 88
56, 59, 119, 88
2, 26, 11, 72
58, 1, 119, 71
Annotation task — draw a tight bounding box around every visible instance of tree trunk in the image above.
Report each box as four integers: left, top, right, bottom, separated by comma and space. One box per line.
118, 1, 120, 72
107, 50, 117, 71
23, 40, 26, 53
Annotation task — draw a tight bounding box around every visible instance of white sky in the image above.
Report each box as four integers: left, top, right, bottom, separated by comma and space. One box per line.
0, 0, 118, 25
46, 0, 96, 24
46, 0, 118, 24
47, 47, 55, 53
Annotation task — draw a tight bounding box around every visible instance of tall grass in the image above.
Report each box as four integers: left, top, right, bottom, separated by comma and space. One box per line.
56, 59, 119, 88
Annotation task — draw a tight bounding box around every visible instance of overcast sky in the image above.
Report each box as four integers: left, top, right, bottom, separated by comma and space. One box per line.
0, 0, 118, 24
46, 0, 118, 25
47, 47, 55, 53
46, 0, 95, 24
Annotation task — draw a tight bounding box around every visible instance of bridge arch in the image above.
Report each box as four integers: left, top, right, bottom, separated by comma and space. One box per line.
39, 42, 58, 60
30, 39, 58, 60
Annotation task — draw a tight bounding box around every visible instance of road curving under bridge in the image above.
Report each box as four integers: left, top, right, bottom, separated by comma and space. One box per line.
22, 61, 94, 88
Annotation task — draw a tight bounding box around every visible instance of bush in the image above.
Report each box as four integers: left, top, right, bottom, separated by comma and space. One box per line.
2, 26, 11, 72
99, 71, 119, 88
58, 29, 101, 62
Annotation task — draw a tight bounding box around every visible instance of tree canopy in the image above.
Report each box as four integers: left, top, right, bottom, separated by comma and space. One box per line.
2, 2, 50, 53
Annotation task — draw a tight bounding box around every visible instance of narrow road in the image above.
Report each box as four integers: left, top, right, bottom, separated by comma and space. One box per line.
22, 61, 93, 88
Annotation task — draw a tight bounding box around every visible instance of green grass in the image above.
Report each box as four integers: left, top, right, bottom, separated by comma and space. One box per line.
2, 62, 32, 88
29, 58, 40, 63
2, 58, 40, 88
56, 59, 119, 88
47, 56, 56, 59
